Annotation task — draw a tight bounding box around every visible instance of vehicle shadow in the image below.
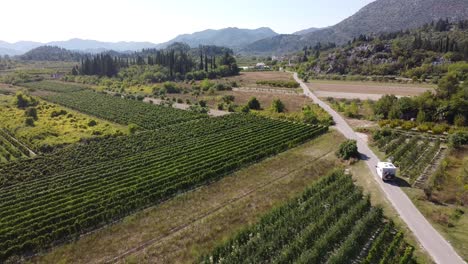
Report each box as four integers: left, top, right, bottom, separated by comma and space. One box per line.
387, 177, 411, 187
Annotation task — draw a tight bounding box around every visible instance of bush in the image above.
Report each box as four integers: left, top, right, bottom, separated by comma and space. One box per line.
241, 105, 250, 113
448, 132, 468, 148
270, 99, 285, 113
50, 109, 68, 118
247, 97, 261, 110
336, 140, 359, 160
24, 107, 38, 120
88, 120, 97, 127
432, 124, 447, 135
25, 117, 35, 127
417, 124, 430, 132
256, 80, 299, 88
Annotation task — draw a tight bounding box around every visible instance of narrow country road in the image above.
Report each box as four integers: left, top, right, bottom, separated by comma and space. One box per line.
294, 73, 465, 264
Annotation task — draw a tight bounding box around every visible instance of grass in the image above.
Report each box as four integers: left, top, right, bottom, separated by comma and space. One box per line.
32, 131, 344, 264
0, 94, 127, 152
403, 187, 468, 261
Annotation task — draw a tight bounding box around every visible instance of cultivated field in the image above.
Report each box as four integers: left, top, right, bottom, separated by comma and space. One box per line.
0, 114, 326, 261
0, 94, 126, 153
308, 80, 434, 100
33, 131, 342, 263
204, 170, 414, 264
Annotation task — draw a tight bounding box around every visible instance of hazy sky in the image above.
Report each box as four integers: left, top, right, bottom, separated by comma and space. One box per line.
1, 0, 375, 43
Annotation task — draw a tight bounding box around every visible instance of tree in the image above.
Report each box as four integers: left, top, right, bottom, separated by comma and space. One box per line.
374, 95, 398, 119
247, 97, 261, 110
437, 72, 459, 99
270, 99, 285, 113
336, 140, 359, 160
14, 92, 37, 109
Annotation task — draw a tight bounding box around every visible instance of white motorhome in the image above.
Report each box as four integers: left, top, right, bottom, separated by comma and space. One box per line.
376, 162, 396, 181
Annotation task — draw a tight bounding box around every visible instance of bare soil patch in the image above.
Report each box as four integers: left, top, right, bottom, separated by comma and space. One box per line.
308, 81, 433, 97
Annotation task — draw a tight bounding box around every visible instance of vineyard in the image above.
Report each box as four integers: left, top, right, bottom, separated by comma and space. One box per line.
202, 170, 415, 264
21, 80, 88, 93
0, 114, 327, 261
42, 89, 208, 129
372, 129, 443, 183
0, 129, 30, 163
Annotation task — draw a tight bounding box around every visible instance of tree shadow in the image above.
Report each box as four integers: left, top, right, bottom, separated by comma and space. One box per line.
359, 153, 370, 161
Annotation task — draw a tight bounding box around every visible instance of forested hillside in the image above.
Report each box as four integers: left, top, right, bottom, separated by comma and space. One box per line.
20, 46, 83, 61
298, 20, 468, 79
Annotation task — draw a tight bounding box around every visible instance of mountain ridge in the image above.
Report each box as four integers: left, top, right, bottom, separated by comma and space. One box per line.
243, 0, 468, 54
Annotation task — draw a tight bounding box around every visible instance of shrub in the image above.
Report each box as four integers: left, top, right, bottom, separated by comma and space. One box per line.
448, 132, 468, 149
25, 117, 35, 127
241, 105, 250, 113
247, 97, 261, 110
24, 107, 38, 120
336, 140, 359, 160
432, 124, 447, 135
417, 124, 430, 132
270, 99, 285, 113
88, 120, 97, 127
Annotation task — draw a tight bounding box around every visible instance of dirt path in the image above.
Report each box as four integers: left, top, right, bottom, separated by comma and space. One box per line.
296, 73, 465, 264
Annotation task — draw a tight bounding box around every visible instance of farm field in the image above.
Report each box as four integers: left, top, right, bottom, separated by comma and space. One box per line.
307, 80, 434, 100
32, 130, 341, 263
0, 94, 126, 153
43, 89, 208, 129
0, 114, 327, 261
369, 130, 468, 261
372, 129, 443, 184
32, 131, 427, 264
0, 130, 30, 163
203, 170, 415, 264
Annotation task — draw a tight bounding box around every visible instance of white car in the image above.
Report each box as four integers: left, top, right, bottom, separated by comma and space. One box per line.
376, 162, 396, 181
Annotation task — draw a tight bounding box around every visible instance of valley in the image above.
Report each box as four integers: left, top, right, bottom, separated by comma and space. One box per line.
1, 0, 467, 263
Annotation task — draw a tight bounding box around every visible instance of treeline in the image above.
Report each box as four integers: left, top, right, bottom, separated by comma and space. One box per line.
373, 63, 468, 126
74, 44, 239, 80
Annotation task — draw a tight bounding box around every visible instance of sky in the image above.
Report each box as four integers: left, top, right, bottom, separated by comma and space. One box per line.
1, 0, 375, 44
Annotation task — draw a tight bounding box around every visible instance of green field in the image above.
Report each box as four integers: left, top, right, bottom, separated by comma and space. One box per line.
203, 170, 415, 264
43, 89, 208, 129
0, 130, 30, 163
0, 114, 327, 261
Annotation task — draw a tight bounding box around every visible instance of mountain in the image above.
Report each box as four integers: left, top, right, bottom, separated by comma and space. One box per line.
0, 39, 157, 56
20, 46, 83, 61
293, 27, 321, 35
0, 41, 42, 56
47, 39, 157, 53
244, 0, 468, 54
158, 27, 278, 49
242, 35, 307, 55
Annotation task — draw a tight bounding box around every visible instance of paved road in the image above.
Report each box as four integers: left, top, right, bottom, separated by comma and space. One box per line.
294, 73, 465, 264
